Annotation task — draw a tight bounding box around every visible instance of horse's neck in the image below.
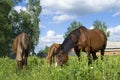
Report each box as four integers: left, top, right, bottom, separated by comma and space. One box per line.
48, 45, 56, 57
62, 42, 74, 53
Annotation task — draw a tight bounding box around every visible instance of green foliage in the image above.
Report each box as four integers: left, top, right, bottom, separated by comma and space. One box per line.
0, 0, 17, 56
0, 55, 120, 80
39, 46, 49, 54
93, 20, 110, 37
63, 21, 82, 38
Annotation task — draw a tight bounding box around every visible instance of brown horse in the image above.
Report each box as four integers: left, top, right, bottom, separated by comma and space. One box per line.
12, 32, 31, 70
47, 43, 68, 66
55, 26, 107, 66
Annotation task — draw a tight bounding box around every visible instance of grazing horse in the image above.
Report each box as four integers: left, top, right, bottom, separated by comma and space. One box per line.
47, 43, 68, 66
12, 32, 31, 70
55, 26, 107, 66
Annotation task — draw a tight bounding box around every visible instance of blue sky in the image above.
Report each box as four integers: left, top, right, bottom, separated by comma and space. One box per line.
15, 0, 120, 53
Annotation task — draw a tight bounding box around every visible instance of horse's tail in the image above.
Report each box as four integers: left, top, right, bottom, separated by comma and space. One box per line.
12, 37, 18, 54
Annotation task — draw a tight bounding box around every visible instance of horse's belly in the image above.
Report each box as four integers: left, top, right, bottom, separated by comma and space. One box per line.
91, 45, 103, 52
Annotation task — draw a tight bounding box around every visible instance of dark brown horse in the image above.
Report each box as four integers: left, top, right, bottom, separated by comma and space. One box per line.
12, 32, 31, 70
55, 26, 107, 66
47, 43, 68, 67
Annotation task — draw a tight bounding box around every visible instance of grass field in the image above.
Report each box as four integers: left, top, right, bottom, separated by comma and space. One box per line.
0, 55, 120, 80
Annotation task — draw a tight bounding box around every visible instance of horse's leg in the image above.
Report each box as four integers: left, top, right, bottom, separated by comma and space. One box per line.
25, 57, 27, 66
74, 48, 80, 61
91, 52, 98, 60
23, 50, 28, 66
47, 54, 52, 66
85, 48, 91, 65
49, 56, 52, 66
100, 48, 105, 60
52, 55, 55, 63
22, 53, 25, 66
24, 56, 27, 66
87, 52, 92, 65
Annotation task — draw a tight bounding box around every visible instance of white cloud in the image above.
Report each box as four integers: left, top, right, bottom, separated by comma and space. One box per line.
41, 9, 54, 15
41, 0, 120, 16
39, 24, 46, 28
35, 30, 64, 53
24, 0, 28, 3
14, 6, 26, 13
41, 0, 120, 23
53, 14, 76, 23
89, 26, 94, 29
108, 25, 120, 41
112, 11, 120, 17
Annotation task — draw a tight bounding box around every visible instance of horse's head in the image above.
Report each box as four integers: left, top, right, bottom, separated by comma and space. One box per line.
54, 28, 82, 67
55, 47, 68, 67
17, 61, 23, 70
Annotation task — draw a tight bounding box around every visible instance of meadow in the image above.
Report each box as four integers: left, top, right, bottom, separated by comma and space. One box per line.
0, 55, 120, 80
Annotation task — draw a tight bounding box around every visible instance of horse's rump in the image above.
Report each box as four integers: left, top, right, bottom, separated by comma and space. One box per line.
88, 29, 107, 52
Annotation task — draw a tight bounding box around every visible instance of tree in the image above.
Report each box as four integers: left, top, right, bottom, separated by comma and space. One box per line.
0, 0, 20, 56
39, 46, 49, 54
27, 0, 41, 55
93, 20, 110, 37
63, 21, 82, 38
9, 0, 41, 55
0, 0, 41, 57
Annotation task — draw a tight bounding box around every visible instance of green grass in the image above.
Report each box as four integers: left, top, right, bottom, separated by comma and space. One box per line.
0, 55, 120, 80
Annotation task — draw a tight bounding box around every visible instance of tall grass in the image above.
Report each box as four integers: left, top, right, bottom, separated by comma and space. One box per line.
0, 55, 120, 80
